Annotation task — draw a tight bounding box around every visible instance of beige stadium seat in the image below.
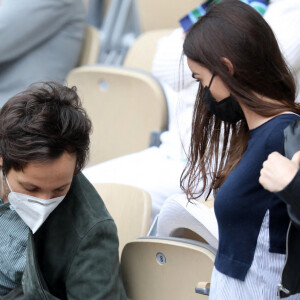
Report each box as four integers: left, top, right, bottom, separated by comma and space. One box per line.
135, 0, 205, 32
123, 29, 173, 73
77, 25, 100, 66
66, 66, 168, 166
121, 237, 216, 299
94, 183, 152, 256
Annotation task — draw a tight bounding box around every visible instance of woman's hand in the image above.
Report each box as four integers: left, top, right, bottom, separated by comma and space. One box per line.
259, 151, 300, 192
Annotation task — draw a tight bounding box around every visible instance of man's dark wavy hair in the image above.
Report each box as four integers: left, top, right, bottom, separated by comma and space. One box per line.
0, 82, 92, 174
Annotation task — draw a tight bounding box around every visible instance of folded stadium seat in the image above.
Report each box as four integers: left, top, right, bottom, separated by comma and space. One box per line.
77, 25, 100, 66
66, 66, 168, 166
93, 183, 151, 257
135, 0, 205, 32
123, 29, 176, 146
121, 236, 216, 299
123, 29, 173, 73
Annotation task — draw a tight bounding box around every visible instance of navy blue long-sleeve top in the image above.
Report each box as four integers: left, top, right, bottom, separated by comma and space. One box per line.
214, 114, 299, 281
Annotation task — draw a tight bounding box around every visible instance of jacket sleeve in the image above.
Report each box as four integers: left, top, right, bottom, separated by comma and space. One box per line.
276, 170, 300, 228
278, 118, 300, 227
65, 219, 128, 300
0, 0, 77, 63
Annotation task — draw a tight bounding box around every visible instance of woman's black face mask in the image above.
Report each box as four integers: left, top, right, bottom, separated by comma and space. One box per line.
202, 74, 245, 123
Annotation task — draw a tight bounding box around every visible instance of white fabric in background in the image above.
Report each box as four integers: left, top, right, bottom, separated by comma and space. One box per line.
157, 194, 219, 249
152, 27, 197, 161
265, 0, 300, 103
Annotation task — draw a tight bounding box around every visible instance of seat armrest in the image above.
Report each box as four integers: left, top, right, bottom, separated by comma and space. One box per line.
149, 130, 165, 147
195, 281, 210, 295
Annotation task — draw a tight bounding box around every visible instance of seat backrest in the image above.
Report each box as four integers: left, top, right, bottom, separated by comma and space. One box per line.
121, 237, 215, 300
77, 25, 100, 66
66, 66, 168, 166
93, 183, 152, 255
123, 29, 173, 73
135, 0, 204, 32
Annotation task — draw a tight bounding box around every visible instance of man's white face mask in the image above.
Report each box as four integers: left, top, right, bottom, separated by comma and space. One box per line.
5, 176, 65, 233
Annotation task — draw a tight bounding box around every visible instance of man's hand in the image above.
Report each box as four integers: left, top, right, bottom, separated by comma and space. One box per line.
259, 151, 300, 192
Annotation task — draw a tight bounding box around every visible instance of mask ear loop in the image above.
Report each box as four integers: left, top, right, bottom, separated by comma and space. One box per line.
208, 73, 215, 89
5, 176, 13, 193
1, 171, 10, 201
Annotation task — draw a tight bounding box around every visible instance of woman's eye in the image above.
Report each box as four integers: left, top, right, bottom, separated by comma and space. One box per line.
195, 79, 200, 83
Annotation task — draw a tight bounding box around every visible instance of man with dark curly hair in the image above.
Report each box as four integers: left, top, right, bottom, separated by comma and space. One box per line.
0, 82, 127, 299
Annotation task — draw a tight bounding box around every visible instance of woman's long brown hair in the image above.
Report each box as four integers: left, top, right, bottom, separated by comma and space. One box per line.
180, 0, 300, 201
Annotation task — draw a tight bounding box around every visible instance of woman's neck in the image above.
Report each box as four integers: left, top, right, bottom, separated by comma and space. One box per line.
240, 98, 294, 130
241, 107, 273, 130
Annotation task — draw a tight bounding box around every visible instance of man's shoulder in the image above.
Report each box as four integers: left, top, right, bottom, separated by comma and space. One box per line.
32, 173, 119, 298
48, 172, 115, 238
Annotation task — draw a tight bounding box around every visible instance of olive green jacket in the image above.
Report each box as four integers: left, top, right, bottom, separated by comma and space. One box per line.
5, 173, 127, 300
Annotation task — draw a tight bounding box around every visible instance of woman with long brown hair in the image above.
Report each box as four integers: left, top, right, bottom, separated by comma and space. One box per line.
181, 0, 300, 298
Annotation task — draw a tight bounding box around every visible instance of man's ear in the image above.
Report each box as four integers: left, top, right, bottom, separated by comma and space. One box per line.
221, 57, 234, 75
